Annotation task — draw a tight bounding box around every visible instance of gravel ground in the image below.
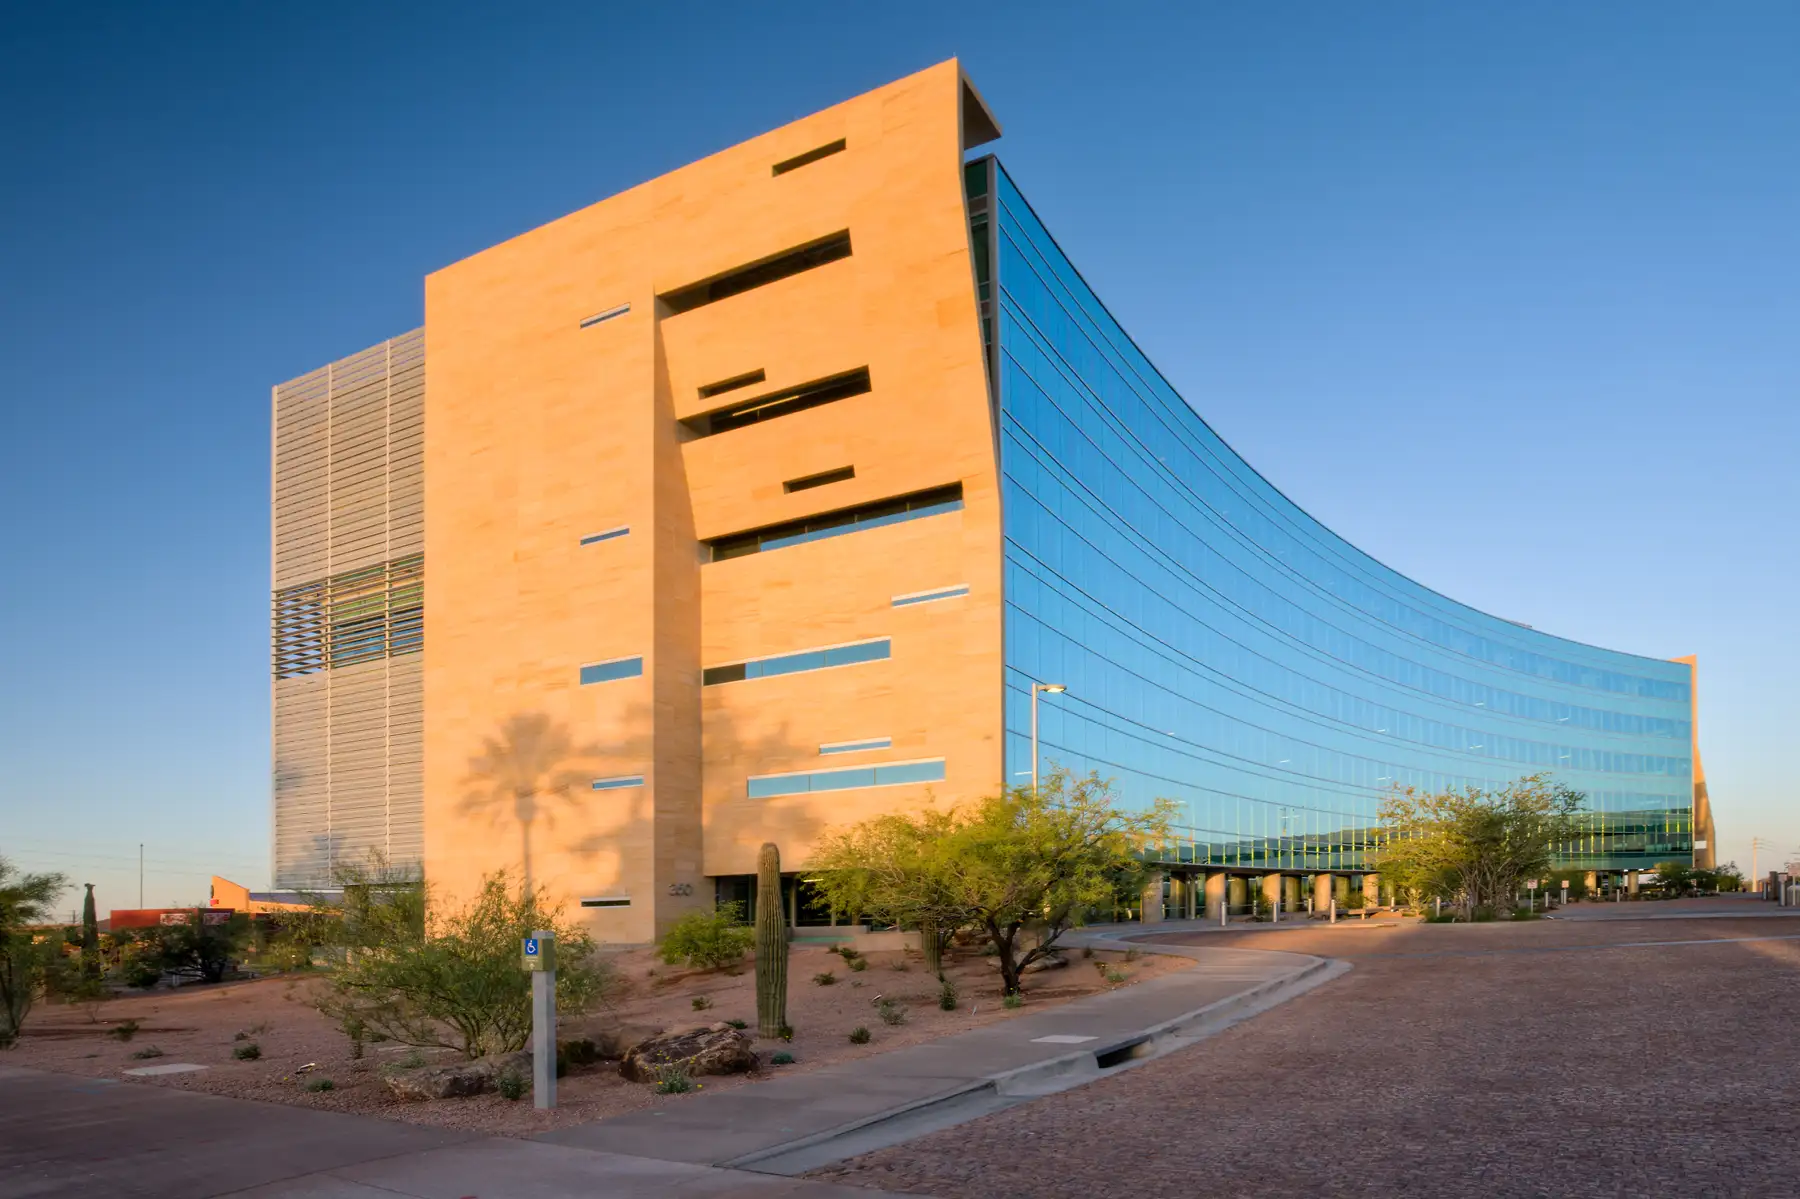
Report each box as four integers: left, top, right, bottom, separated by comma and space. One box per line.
815, 914, 1800, 1198
5, 940, 1181, 1137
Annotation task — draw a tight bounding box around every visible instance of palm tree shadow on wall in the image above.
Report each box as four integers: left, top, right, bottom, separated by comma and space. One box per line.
458, 712, 617, 894
459, 706, 841, 902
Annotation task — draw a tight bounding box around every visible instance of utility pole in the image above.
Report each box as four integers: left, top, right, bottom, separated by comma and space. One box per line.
139, 843, 144, 908
1751, 837, 1773, 895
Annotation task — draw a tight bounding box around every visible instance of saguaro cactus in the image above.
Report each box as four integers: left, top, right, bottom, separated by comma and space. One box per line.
755, 842, 788, 1038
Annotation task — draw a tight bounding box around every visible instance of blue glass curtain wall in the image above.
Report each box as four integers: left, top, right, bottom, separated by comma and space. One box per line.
984, 158, 1693, 873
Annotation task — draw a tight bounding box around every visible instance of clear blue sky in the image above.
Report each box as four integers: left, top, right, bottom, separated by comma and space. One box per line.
3, 2, 1795, 916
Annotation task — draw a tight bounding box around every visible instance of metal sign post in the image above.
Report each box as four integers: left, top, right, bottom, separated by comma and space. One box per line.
522, 931, 557, 1109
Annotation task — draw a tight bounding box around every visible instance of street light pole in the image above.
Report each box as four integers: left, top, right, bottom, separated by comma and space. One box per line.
1029, 683, 1065, 794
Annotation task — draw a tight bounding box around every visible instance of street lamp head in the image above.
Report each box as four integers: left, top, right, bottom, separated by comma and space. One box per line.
1038, 683, 1066, 694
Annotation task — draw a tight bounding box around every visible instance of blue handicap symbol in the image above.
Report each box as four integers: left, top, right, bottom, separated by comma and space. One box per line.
525, 938, 539, 955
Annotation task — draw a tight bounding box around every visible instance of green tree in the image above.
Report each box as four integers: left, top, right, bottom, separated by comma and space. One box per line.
1369, 774, 1584, 920
810, 805, 967, 975
0, 857, 68, 1048
812, 771, 1175, 996
80, 885, 99, 979
148, 912, 252, 984
1653, 860, 1694, 897
313, 869, 613, 1059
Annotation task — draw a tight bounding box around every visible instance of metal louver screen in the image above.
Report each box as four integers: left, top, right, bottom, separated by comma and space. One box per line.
271, 329, 424, 889
272, 554, 424, 679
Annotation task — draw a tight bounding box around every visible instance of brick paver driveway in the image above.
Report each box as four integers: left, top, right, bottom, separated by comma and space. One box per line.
816, 913, 1800, 1198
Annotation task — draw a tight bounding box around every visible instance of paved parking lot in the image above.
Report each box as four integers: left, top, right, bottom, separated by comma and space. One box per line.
817, 913, 1800, 1198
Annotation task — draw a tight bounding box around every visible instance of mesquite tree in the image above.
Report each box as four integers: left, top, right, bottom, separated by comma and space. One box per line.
1370, 774, 1584, 918
812, 771, 1175, 996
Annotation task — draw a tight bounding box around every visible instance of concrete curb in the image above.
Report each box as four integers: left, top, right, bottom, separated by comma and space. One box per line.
727, 934, 1346, 1175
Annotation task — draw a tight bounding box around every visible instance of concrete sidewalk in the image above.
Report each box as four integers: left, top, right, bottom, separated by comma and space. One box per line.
538, 934, 1342, 1175
0, 1065, 902, 1199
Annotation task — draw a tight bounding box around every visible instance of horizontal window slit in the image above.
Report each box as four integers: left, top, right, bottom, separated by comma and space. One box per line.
892, 584, 970, 607
698, 369, 766, 399
660, 231, 851, 315
784, 466, 854, 493
580, 656, 643, 685
703, 638, 890, 686
684, 367, 871, 437
820, 737, 892, 755
580, 303, 631, 328
706, 483, 963, 561
580, 896, 632, 908
772, 138, 846, 176
748, 758, 946, 799
591, 775, 645, 791
580, 526, 629, 546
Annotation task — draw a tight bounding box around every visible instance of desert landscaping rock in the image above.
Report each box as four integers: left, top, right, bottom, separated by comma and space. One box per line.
382, 1050, 531, 1100
619, 1023, 756, 1082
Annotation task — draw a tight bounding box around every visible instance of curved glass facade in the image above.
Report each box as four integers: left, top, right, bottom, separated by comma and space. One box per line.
983, 159, 1694, 873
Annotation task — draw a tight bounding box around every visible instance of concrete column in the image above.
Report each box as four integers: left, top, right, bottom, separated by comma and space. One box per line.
1381, 878, 1397, 907
1583, 871, 1598, 896
1140, 871, 1166, 923
1333, 874, 1351, 907
1628, 870, 1639, 896
1283, 874, 1300, 913
1261, 873, 1283, 917
1227, 875, 1247, 916
1362, 873, 1380, 907
1185, 874, 1199, 920
1312, 873, 1333, 914
1204, 872, 1227, 921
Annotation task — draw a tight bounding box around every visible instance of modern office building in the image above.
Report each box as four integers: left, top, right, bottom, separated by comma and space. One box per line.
270, 61, 1711, 940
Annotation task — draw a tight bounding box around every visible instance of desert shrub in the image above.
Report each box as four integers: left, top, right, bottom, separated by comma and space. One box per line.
770, 1051, 794, 1066
848, 957, 868, 972
877, 999, 906, 1026
143, 913, 253, 984
812, 971, 836, 987
888, 959, 910, 972
233, 1042, 262, 1060
658, 903, 754, 971
305, 1078, 335, 1093
1, 860, 67, 1047
130, 1046, 164, 1059
497, 1071, 527, 1101
724, 1018, 747, 1029
1103, 969, 1126, 985
938, 979, 957, 1011
690, 995, 713, 1011
313, 870, 613, 1060
849, 1026, 871, 1044
654, 1064, 693, 1094
777, 1023, 794, 1041
109, 1019, 141, 1042
399, 1049, 425, 1068
1002, 992, 1023, 1009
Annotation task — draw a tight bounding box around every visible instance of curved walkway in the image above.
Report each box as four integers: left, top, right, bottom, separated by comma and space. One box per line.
538, 934, 1342, 1176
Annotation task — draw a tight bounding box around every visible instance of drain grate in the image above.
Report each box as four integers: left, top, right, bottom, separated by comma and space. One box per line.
1093, 1037, 1151, 1069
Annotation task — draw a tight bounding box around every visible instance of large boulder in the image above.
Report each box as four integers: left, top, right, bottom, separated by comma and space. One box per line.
381, 1050, 531, 1101
619, 1023, 756, 1083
